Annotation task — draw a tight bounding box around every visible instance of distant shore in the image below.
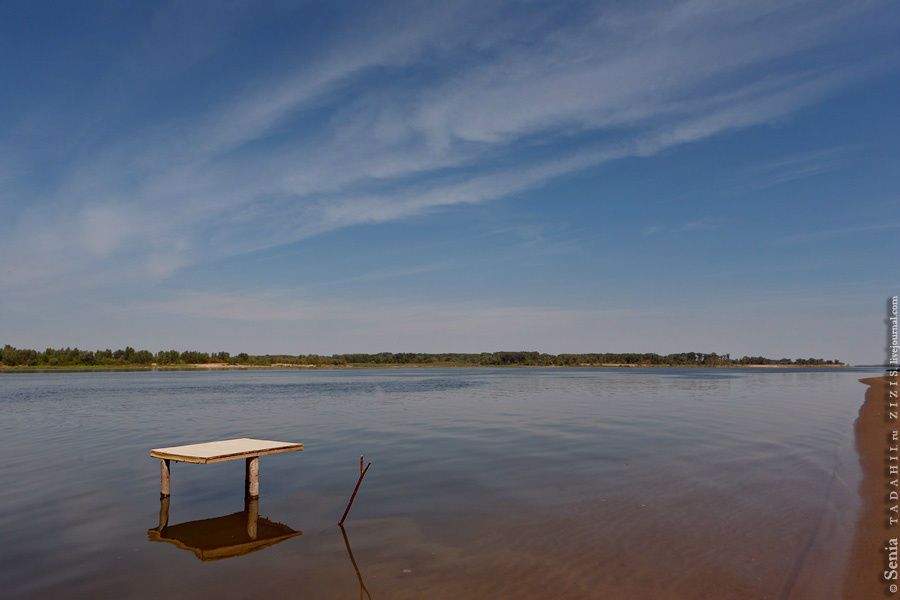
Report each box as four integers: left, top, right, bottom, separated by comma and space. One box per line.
1, 346, 846, 370
0, 362, 851, 373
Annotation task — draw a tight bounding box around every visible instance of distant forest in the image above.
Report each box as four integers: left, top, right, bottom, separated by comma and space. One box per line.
0, 345, 844, 368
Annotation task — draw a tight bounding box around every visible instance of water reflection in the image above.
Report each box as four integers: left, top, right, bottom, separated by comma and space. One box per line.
340, 525, 373, 600
147, 497, 302, 561
2, 368, 868, 598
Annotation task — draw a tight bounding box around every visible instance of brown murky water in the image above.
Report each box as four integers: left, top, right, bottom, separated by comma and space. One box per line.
0, 368, 869, 598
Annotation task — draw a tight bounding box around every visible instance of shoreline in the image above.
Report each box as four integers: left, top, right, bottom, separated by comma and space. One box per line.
844, 375, 898, 598
0, 363, 853, 373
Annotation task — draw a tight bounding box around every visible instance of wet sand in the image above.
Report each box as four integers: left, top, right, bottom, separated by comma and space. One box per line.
845, 375, 900, 599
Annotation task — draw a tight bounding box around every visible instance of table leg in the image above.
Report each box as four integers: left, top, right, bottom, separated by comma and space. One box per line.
158, 495, 170, 530
245, 457, 259, 499
160, 459, 171, 498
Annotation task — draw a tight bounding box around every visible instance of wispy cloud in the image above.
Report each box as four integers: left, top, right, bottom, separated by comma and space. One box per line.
0, 0, 894, 299
772, 221, 900, 245
743, 147, 852, 188
643, 217, 725, 236
342, 263, 449, 284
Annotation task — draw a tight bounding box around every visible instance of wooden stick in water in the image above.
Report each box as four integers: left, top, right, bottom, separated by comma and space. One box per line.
339, 455, 372, 525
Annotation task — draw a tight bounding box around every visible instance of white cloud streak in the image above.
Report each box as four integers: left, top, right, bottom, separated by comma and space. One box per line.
0, 0, 894, 298
643, 217, 724, 236
772, 221, 900, 245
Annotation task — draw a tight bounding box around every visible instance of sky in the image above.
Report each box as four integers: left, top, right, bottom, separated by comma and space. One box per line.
0, 0, 898, 364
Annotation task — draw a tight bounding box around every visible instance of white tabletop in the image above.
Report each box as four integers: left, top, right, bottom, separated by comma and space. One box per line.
150, 438, 303, 463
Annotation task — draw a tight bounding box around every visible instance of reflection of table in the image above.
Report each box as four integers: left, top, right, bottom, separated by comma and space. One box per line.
148, 497, 302, 561
150, 438, 303, 498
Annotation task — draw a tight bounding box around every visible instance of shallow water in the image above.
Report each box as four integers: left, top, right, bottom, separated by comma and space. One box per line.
0, 368, 872, 598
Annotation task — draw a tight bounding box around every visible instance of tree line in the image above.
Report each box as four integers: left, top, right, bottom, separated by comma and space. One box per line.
0, 345, 844, 368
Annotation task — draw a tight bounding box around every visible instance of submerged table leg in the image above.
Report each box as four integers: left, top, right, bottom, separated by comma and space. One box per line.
160, 459, 171, 498
245, 456, 259, 499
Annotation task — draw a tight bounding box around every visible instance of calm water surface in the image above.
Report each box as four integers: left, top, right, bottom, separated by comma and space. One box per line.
0, 368, 871, 599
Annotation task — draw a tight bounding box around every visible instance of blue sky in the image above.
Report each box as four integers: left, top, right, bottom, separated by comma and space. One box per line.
1, 0, 897, 363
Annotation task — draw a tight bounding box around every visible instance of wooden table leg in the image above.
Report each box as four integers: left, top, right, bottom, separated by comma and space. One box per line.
160, 459, 171, 498
245, 456, 259, 499
158, 495, 170, 530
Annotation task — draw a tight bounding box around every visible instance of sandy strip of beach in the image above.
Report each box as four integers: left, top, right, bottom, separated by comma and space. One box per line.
845, 375, 900, 598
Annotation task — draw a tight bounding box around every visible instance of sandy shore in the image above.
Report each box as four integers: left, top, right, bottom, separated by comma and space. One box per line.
845, 375, 900, 598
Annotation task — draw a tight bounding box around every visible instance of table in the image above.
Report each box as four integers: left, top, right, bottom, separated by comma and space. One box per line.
150, 438, 303, 498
